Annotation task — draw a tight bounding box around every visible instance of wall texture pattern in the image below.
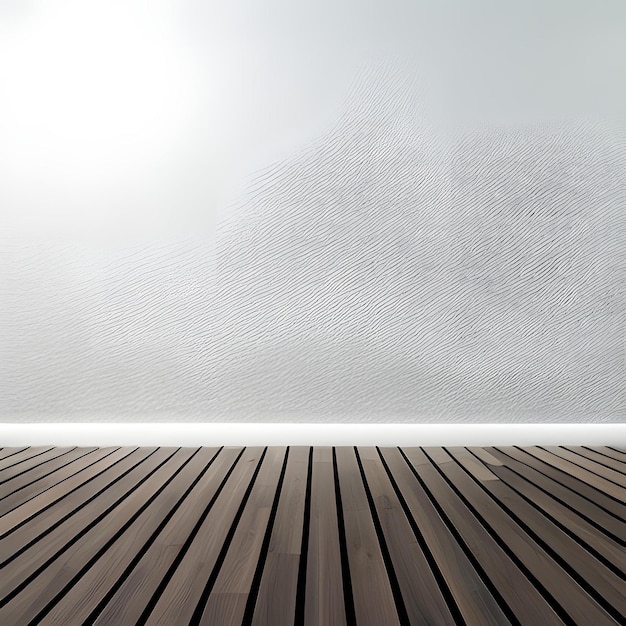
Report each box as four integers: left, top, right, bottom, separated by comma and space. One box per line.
1, 62, 625, 423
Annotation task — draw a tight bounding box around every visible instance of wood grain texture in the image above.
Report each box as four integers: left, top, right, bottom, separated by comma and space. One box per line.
0, 446, 56, 475
303, 446, 348, 626
522, 446, 626, 502
567, 446, 626, 473
0, 447, 142, 550
0, 447, 116, 516
198, 447, 287, 625
489, 446, 626, 542
589, 447, 626, 466
0, 446, 623, 625
424, 447, 620, 625
0, 447, 187, 625
446, 447, 625, 619
38, 447, 222, 625
545, 446, 626, 487
250, 446, 309, 626
385, 446, 562, 626
465, 448, 624, 573
357, 446, 457, 625
0, 447, 97, 503
511, 446, 625, 519
396, 446, 512, 625
334, 446, 401, 626
90, 447, 244, 626
141, 447, 266, 625
0, 447, 29, 462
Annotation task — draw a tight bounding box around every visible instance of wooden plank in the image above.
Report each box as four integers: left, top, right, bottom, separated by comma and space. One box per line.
0, 447, 71, 482
465, 448, 625, 574
197, 447, 288, 625
0, 447, 53, 472
140, 447, 266, 625
588, 447, 626, 466
0, 447, 147, 557
358, 447, 458, 625
0, 447, 97, 499
0, 444, 623, 625
386, 447, 511, 625
441, 447, 624, 623
511, 447, 625, 519
334, 446, 402, 626
0, 447, 118, 517
524, 447, 626, 503
0, 448, 29, 462
88, 447, 245, 626
37, 447, 223, 625
0, 447, 98, 504
420, 446, 619, 625
303, 446, 347, 626
553, 447, 626, 485
484, 447, 626, 544
250, 446, 310, 626
0, 447, 162, 571
572, 447, 626, 473
0, 447, 192, 625
383, 446, 563, 626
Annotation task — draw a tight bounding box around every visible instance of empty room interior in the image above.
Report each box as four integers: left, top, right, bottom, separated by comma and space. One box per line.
1, 1, 624, 624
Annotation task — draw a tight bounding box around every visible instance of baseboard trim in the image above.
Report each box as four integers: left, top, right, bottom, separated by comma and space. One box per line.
1, 422, 625, 447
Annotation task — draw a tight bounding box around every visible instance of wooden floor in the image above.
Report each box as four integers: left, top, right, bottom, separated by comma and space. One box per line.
0, 445, 624, 625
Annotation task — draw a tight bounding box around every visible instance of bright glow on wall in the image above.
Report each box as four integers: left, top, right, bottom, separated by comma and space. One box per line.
1, 423, 624, 447
0, 1, 203, 237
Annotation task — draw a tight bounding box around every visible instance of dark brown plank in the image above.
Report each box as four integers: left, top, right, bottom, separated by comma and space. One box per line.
608, 446, 626, 454
389, 447, 512, 625
303, 446, 347, 626
38, 447, 223, 625
334, 446, 402, 626
588, 447, 626, 466
526, 446, 626, 502
250, 446, 310, 626
542, 446, 626, 482
0, 444, 622, 626
442, 447, 624, 623
570, 447, 626, 473
0, 448, 29, 462
386, 446, 563, 626
466, 448, 625, 574
0, 447, 118, 516
0, 447, 159, 568
512, 447, 625, 518
89, 447, 245, 626
140, 447, 266, 625
197, 447, 288, 625
0, 447, 191, 625
420, 446, 619, 625
358, 447, 459, 625
0, 447, 146, 555
491, 446, 626, 539
0, 447, 54, 471
0, 447, 97, 504
0, 448, 80, 489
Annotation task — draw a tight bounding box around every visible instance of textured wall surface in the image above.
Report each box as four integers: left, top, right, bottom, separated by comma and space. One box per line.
1, 2, 625, 422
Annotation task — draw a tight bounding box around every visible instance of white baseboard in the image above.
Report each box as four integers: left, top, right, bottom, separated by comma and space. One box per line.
1, 423, 625, 447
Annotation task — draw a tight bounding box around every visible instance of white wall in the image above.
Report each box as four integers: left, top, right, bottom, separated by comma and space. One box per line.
1, 1, 625, 423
